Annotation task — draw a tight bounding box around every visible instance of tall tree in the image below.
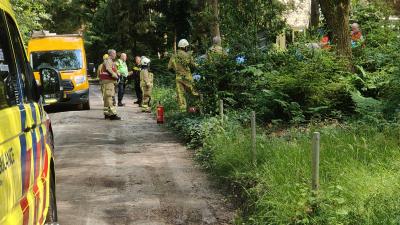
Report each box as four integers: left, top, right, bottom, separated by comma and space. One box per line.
45, 0, 103, 34
310, 0, 320, 29
10, 0, 51, 43
319, 0, 352, 59
209, 0, 221, 40
219, 0, 285, 51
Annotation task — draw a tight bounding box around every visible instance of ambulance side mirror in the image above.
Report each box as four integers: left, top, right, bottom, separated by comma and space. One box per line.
39, 67, 63, 105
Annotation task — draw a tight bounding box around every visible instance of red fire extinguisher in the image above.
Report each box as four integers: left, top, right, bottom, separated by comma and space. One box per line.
157, 102, 164, 124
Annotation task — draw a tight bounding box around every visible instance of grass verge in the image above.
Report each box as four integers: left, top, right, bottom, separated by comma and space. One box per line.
152, 86, 400, 225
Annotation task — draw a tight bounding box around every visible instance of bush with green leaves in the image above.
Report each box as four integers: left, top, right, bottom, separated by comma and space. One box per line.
349, 1, 400, 118
193, 46, 355, 124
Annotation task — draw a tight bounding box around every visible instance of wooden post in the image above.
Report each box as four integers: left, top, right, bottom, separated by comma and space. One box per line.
251, 111, 257, 166
173, 30, 177, 54
219, 99, 224, 122
199, 94, 204, 116
292, 30, 295, 43
312, 132, 320, 192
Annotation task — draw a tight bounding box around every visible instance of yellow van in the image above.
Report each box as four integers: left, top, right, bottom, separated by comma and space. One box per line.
0, 0, 59, 224
28, 32, 90, 110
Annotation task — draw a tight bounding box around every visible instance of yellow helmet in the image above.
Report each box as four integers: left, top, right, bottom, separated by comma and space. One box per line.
103, 54, 109, 60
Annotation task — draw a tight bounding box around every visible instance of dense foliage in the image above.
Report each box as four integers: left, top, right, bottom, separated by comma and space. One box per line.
350, 2, 400, 118
149, 1, 400, 224
10, 0, 51, 43
194, 47, 354, 123
10, 0, 400, 223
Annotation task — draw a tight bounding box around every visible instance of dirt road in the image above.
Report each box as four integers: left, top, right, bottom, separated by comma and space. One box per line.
49, 84, 234, 225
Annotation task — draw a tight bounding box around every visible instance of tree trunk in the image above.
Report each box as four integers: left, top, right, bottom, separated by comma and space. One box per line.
319, 0, 352, 59
310, 0, 320, 29
335, 1, 351, 58
210, 0, 221, 41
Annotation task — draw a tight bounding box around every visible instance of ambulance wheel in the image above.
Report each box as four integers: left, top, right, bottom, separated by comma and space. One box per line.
45, 169, 58, 224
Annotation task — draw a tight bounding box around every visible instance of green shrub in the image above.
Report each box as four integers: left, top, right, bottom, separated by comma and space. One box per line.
151, 58, 176, 88
350, 1, 400, 119
194, 47, 355, 123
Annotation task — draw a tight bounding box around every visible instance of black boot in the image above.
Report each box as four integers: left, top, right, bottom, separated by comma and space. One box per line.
109, 115, 122, 120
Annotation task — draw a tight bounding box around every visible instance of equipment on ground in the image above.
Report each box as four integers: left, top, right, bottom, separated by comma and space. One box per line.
157, 102, 165, 124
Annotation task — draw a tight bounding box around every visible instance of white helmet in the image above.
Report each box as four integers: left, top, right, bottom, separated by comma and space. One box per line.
141, 56, 151, 66
178, 39, 189, 48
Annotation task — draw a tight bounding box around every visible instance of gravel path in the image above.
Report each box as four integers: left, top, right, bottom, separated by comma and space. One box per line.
50, 84, 234, 225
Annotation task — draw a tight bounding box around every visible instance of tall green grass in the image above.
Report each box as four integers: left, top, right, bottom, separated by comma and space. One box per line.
153, 86, 400, 224
204, 122, 400, 224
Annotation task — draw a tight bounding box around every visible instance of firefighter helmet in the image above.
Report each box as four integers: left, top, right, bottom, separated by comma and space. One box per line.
178, 39, 189, 48
141, 56, 151, 66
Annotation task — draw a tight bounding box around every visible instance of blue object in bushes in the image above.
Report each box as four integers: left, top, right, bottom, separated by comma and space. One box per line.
193, 73, 202, 81
236, 56, 246, 64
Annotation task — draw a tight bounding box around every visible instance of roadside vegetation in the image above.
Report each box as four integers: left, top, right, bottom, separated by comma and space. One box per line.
149, 1, 400, 224
11, 0, 400, 223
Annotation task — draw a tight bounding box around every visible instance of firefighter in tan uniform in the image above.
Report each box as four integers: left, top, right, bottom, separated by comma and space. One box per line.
97, 54, 109, 96
99, 49, 121, 120
168, 39, 198, 112
140, 56, 153, 113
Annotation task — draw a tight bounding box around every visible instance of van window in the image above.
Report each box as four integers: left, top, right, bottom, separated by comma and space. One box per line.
6, 15, 37, 102
31, 50, 83, 72
0, 11, 20, 109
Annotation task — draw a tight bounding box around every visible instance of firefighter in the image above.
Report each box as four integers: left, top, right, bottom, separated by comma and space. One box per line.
168, 39, 198, 112
99, 49, 121, 120
140, 56, 153, 113
97, 54, 109, 78
98, 54, 109, 96
132, 56, 143, 105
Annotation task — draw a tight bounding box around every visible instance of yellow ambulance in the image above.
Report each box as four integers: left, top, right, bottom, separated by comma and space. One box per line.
28, 32, 90, 110
0, 0, 59, 224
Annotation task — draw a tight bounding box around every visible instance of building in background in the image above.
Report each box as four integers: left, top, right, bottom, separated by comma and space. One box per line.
277, 0, 311, 49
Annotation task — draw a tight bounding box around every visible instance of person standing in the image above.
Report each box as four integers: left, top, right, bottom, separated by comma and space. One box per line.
168, 39, 198, 112
132, 56, 143, 105
116, 53, 131, 106
140, 56, 153, 113
99, 49, 121, 120
98, 54, 109, 97
351, 23, 365, 48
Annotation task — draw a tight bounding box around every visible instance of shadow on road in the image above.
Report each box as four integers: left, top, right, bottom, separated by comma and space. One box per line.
45, 104, 89, 114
